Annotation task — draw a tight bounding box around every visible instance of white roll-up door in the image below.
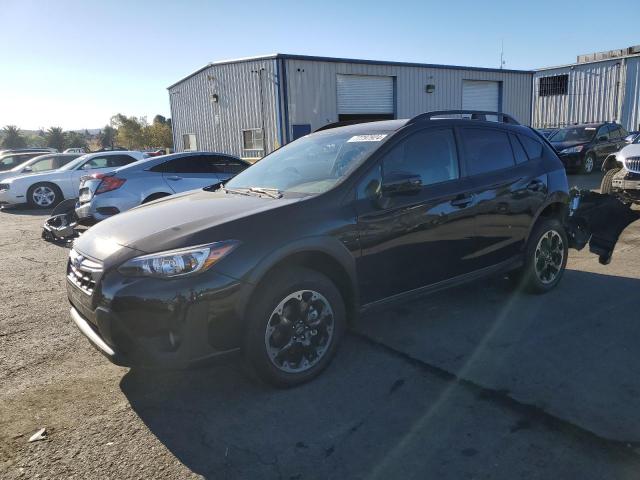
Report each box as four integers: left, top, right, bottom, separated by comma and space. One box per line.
462, 80, 500, 112
337, 74, 394, 114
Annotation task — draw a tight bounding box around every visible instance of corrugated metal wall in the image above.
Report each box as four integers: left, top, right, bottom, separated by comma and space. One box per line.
532, 59, 635, 129
168, 58, 280, 158
621, 56, 640, 131
283, 58, 533, 132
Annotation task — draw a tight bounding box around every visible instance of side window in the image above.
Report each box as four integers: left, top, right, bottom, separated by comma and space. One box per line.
518, 134, 544, 160
461, 128, 515, 175
0, 156, 17, 168
155, 155, 209, 174
30, 157, 56, 172
509, 134, 528, 164
81, 156, 110, 170
59, 155, 78, 167
213, 157, 247, 174
382, 128, 459, 187
107, 155, 136, 168
597, 125, 610, 141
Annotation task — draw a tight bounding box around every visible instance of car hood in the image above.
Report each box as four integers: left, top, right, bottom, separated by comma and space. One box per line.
74, 189, 304, 261
619, 143, 640, 159
550, 140, 589, 152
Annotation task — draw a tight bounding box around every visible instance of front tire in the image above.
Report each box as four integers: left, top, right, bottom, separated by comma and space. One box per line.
244, 267, 346, 387
600, 167, 620, 195
27, 183, 62, 209
518, 218, 568, 294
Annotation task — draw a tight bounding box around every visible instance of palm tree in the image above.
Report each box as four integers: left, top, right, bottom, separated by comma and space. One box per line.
1, 125, 27, 148
46, 127, 65, 152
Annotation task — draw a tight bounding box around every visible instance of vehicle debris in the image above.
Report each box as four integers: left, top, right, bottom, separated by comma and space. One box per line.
566, 188, 640, 264
41, 199, 80, 244
28, 428, 47, 443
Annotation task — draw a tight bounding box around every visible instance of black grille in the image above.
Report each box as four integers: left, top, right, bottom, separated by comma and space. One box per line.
625, 157, 640, 174
67, 250, 102, 295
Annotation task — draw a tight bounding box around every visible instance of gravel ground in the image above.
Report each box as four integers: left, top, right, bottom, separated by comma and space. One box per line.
2, 175, 640, 479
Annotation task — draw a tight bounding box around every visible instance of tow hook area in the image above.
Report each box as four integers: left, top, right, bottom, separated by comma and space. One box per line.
565, 188, 640, 265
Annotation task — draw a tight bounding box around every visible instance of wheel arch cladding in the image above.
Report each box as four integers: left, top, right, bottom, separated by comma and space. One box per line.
243, 242, 359, 325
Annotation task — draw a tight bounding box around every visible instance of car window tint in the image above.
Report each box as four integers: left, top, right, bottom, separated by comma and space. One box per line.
155, 155, 211, 174
509, 134, 528, 164
462, 128, 515, 175
382, 128, 459, 186
517, 134, 543, 160
107, 155, 136, 167
597, 125, 610, 141
0, 156, 17, 167
212, 157, 247, 175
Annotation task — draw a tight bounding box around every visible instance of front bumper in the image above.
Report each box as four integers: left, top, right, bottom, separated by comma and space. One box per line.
557, 152, 585, 169
0, 188, 24, 206
67, 261, 246, 368
611, 171, 640, 201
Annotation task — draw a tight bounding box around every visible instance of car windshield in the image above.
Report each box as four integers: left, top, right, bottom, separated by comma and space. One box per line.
550, 126, 596, 143
59, 153, 91, 171
225, 129, 389, 195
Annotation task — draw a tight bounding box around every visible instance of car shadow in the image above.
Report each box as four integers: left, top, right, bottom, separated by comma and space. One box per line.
120, 269, 640, 477
0, 204, 52, 216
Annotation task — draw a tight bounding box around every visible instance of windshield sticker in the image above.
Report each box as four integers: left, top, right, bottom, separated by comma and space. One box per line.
347, 134, 388, 143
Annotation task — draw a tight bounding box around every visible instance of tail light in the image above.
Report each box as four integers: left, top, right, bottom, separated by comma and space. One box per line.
96, 175, 126, 194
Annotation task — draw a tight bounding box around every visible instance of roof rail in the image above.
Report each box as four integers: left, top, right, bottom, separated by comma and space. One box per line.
407, 110, 520, 126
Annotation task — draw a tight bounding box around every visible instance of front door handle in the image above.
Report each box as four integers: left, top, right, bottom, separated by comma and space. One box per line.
166, 175, 182, 181
527, 180, 544, 192
450, 194, 474, 208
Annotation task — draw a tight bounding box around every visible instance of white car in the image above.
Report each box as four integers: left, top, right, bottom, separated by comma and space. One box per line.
0, 151, 144, 208
63, 148, 86, 154
0, 153, 83, 182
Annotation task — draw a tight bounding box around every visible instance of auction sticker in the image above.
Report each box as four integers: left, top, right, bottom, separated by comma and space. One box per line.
347, 134, 387, 143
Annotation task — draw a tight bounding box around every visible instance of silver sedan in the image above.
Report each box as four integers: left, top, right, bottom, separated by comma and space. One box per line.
75, 151, 249, 222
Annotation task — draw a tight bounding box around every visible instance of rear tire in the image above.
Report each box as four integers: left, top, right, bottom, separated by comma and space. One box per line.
243, 267, 346, 387
516, 218, 568, 294
27, 183, 62, 209
600, 167, 620, 195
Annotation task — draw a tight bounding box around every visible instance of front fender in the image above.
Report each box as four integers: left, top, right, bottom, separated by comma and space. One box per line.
234, 235, 358, 319
602, 154, 622, 172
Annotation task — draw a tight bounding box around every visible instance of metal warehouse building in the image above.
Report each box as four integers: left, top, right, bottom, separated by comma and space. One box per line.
533, 45, 640, 131
168, 54, 533, 159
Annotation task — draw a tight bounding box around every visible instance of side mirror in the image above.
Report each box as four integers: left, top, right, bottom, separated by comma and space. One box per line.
382, 172, 422, 197
22, 166, 32, 172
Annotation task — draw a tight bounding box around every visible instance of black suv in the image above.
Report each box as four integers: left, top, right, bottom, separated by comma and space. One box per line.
67, 110, 577, 386
549, 122, 628, 174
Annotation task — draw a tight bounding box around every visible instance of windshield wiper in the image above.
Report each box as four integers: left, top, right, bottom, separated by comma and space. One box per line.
223, 187, 254, 197
248, 187, 283, 199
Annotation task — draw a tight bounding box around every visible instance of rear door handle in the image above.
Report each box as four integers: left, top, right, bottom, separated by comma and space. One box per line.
166, 175, 182, 181
527, 180, 544, 192
450, 194, 474, 208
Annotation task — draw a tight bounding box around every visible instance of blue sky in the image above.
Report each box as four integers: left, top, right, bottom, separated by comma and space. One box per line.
2, 0, 639, 130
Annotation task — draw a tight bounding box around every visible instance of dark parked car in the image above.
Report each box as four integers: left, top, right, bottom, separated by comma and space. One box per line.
67, 110, 629, 387
536, 128, 558, 139
549, 122, 628, 174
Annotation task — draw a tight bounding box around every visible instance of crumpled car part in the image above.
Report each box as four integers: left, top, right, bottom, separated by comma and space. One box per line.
42, 199, 79, 243
565, 188, 640, 265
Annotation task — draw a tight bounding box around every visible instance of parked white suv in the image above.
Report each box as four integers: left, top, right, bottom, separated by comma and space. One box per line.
0, 151, 144, 208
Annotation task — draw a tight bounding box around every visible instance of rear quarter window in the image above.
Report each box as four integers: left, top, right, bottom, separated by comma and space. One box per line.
518, 134, 543, 160
461, 128, 515, 175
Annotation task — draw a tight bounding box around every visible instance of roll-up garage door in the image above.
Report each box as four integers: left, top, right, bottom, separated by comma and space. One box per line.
337, 75, 394, 114
462, 80, 501, 112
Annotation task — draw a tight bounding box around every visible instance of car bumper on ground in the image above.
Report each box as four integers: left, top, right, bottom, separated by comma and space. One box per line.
67, 261, 246, 368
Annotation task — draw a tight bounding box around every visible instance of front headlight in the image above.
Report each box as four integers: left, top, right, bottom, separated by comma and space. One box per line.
118, 241, 238, 278
560, 145, 584, 154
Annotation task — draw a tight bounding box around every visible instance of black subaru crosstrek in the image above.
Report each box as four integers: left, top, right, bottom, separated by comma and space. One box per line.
67, 111, 586, 387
